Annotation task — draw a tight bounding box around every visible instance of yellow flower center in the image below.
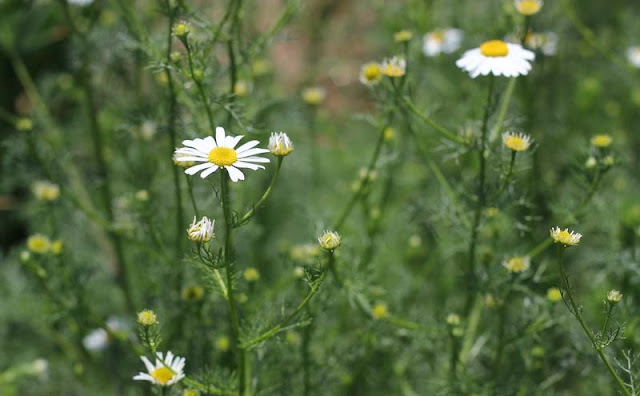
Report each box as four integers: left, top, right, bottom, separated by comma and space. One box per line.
208, 147, 237, 166
517, 0, 542, 16
480, 40, 509, 57
504, 136, 528, 151
591, 134, 612, 148
364, 64, 382, 81
557, 230, 571, 243
432, 31, 445, 42
151, 367, 174, 384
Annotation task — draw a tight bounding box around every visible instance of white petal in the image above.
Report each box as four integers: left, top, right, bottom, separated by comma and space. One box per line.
237, 156, 270, 163
141, 356, 155, 373
235, 140, 261, 153
226, 166, 245, 182
175, 147, 208, 157
236, 148, 270, 158
133, 373, 154, 381
185, 163, 214, 175
200, 165, 219, 178
225, 135, 244, 149
174, 156, 209, 162
215, 127, 227, 147
233, 161, 264, 170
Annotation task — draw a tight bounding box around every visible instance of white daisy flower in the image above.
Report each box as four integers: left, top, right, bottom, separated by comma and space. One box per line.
422, 28, 464, 56
268, 132, 294, 157
627, 46, 640, 68
133, 351, 186, 387
187, 216, 215, 242
510, 32, 558, 56
456, 40, 535, 78
82, 328, 109, 351
174, 127, 270, 182
549, 227, 582, 247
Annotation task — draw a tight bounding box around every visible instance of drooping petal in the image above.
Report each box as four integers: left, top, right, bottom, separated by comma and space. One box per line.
185, 163, 214, 175
199, 165, 219, 178
226, 166, 245, 182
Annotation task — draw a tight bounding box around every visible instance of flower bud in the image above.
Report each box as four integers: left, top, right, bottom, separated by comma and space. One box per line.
187, 216, 215, 242
318, 230, 341, 251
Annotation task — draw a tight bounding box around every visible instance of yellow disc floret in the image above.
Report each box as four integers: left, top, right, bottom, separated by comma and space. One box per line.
516, 0, 543, 16
151, 367, 175, 385
27, 234, 51, 254
208, 147, 237, 166
591, 134, 612, 148
550, 227, 582, 246
480, 40, 509, 57
502, 132, 532, 151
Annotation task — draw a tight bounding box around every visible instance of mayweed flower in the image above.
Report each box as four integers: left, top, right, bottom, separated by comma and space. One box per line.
233, 80, 250, 97
137, 310, 158, 326
524, 32, 558, 56
456, 40, 535, 78
32, 180, 60, 201
607, 290, 623, 304
503, 256, 531, 273
514, 0, 543, 16
172, 21, 190, 38
135, 190, 150, 202
547, 287, 562, 302
302, 87, 326, 105
15, 118, 33, 131
243, 267, 260, 282
446, 313, 461, 326
359, 62, 383, 86
318, 230, 341, 251
627, 46, 640, 68
133, 351, 185, 387
174, 127, 270, 182
591, 134, 612, 148
216, 336, 230, 352
187, 216, 215, 242
381, 56, 406, 77
372, 303, 388, 319
585, 156, 597, 169
51, 240, 64, 255
268, 132, 294, 157
182, 285, 204, 302
27, 234, 51, 254
550, 227, 582, 246
172, 151, 195, 168
184, 390, 200, 396
422, 28, 464, 56
83, 328, 109, 351
394, 30, 413, 43
502, 132, 532, 152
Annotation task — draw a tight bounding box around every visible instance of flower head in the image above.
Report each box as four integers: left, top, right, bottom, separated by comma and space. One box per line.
502, 132, 532, 151
243, 267, 260, 282
233, 80, 250, 97
515, 0, 543, 16
422, 28, 464, 56
32, 181, 60, 202
302, 87, 326, 105
523, 32, 558, 56
550, 227, 582, 246
216, 336, 230, 351
137, 310, 158, 326
502, 256, 530, 273
446, 313, 461, 326
318, 230, 341, 251
174, 127, 270, 182
381, 56, 406, 77
607, 290, 623, 304
547, 287, 562, 302
372, 303, 388, 319
16, 118, 33, 131
591, 134, 612, 148
133, 351, 185, 386
359, 62, 383, 86
268, 132, 294, 157
27, 234, 51, 254
187, 216, 215, 242
83, 328, 109, 351
172, 21, 190, 38
394, 30, 413, 43
456, 40, 535, 78
627, 46, 640, 68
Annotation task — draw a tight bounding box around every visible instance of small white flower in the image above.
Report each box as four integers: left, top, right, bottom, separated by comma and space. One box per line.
550, 227, 582, 246
627, 46, 640, 68
187, 216, 215, 242
82, 328, 109, 351
422, 28, 464, 56
318, 230, 341, 251
456, 40, 535, 78
133, 351, 186, 387
32, 180, 60, 201
174, 127, 270, 182
268, 132, 294, 157
381, 56, 406, 77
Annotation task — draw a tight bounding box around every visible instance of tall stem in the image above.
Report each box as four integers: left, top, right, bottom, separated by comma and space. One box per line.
557, 246, 631, 396
219, 171, 245, 394
464, 75, 495, 314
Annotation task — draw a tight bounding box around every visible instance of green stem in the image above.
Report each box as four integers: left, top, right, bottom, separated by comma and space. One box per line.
186, 175, 200, 217
557, 246, 631, 396
464, 75, 495, 314
235, 157, 283, 227
241, 254, 333, 349
219, 171, 245, 394
601, 304, 613, 338
491, 151, 516, 200
490, 77, 517, 141
184, 40, 216, 132
402, 96, 467, 145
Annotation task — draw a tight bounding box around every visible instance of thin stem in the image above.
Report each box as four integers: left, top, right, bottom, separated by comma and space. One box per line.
241, 254, 333, 349
402, 96, 467, 145
184, 40, 216, 132
490, 78, 517, 141
165, 0, 185, 298
219, 171, 245, 393
186, 175, 200, 217
235, 157, 283, 227
491, 151, 517, 200
464, 75, 495, 314
334, 117, 391, 231
601, 304, 613, 338
557, 246, 631, 396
